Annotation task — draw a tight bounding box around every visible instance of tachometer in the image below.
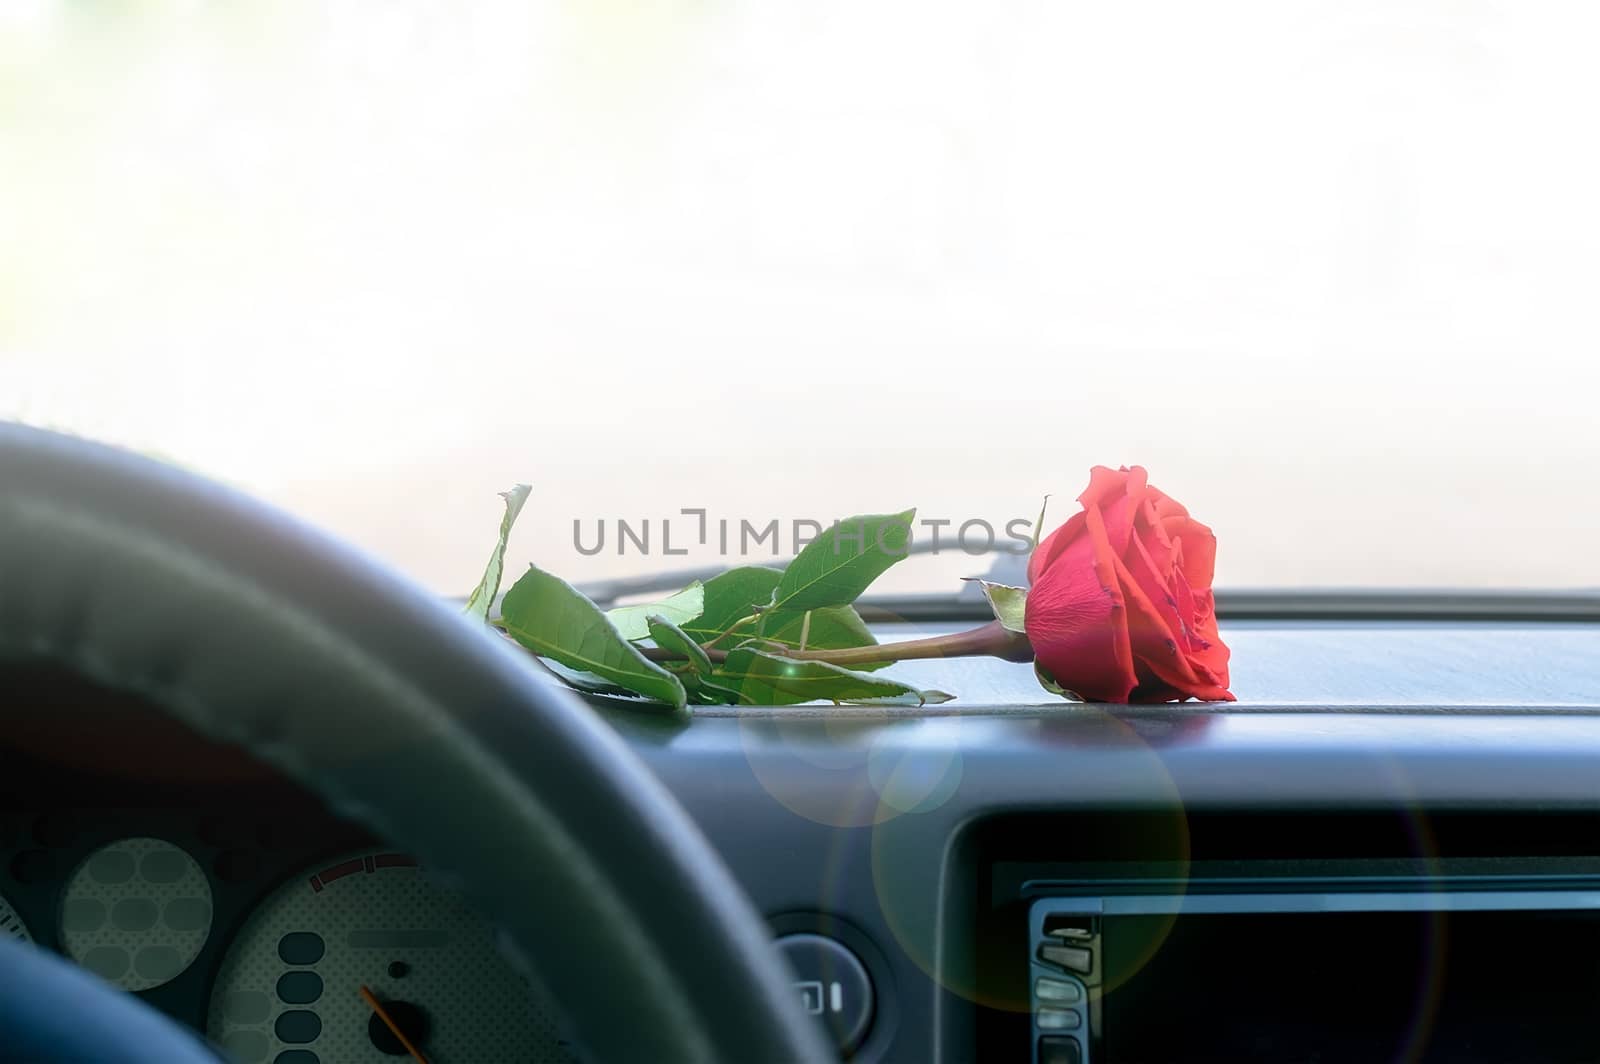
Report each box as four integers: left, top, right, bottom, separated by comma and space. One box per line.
207, 851, 557, 1063
1, 892, 31, 943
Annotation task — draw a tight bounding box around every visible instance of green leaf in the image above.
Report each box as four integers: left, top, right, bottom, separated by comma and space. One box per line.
604, 582, 705, 642
500, 564, 687, 712
685, 565, 885, 666
967, 579, 1028, 633
705, 647, 951, 707
767, 510, 916, 613
464, 484, 531, 622
679, 566, 782, 643
732, 606, 888, 671
1031, 494, 1052, 550
538, 660, 642, 698
1034, 661, 1082, 701
646, 614, 712, 689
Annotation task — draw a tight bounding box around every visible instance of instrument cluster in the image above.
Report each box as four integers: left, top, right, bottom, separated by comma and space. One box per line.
0, 807, 569, 1063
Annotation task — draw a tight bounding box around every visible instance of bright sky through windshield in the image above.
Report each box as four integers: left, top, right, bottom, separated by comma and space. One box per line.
4, 2, 1597, 594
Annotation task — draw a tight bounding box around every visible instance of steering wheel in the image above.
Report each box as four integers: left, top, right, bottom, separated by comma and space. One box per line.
0, 423, 831, 1064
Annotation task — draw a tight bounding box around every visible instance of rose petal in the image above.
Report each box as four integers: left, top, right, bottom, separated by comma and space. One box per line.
1146, 482, 1191, 521
1077, 465, 1130, 509
1111, 551, 1210, 695
1124, 530, 1192, 647
1027, 511, 1086, 585
1132, 489, 1178, 566
1183, 590, 1231, 687
1023, 505, 1137, 702
1079, 465, 1146, 556
1162, 515, 1217, 590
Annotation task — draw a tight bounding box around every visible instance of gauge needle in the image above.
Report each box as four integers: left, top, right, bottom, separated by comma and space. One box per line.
359, 985, 432, 1064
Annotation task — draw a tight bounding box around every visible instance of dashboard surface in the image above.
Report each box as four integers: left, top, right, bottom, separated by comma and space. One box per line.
7, 618, 1600, 1063
613, 705, 1600, 1061
817, 619, 1600, 707
603, 616, 1600, 1061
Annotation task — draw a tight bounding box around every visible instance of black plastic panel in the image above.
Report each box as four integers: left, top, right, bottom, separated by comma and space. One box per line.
608, 708, 1600, 1063
14, 654, 1600, 1062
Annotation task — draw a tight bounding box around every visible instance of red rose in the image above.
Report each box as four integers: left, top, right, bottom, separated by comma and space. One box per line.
1024, 466, 1234, 703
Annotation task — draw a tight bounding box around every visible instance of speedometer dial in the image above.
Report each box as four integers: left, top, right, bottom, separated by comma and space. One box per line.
207, 851, 558, 1063
1, 892, 31, 943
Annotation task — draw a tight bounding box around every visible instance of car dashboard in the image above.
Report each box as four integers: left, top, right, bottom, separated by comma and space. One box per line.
6, 616, 1600, 1063
3, 670, 579, 1063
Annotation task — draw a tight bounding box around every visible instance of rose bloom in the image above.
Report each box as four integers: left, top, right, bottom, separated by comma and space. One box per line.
1024, 466, 1234, 703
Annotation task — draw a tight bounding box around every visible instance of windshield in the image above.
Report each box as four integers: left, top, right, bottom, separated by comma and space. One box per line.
5, 3, 1595, 596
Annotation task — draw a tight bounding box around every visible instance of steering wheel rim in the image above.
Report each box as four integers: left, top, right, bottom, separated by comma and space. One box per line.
0, 423, 831, 1064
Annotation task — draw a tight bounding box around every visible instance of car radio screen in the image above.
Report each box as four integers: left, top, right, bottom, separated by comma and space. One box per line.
1100, 909, 1600, 1063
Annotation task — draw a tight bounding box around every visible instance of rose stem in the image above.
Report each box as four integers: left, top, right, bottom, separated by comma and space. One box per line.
639, 620, 1033, 668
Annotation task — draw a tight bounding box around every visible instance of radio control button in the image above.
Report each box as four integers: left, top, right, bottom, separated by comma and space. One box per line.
1039, 942, 1093, 974
1038, 1007, 1082, 1030
1039, 1035, 1084, 1064
1035, 977, 1083, 1004
1045, 918, 1095, 942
